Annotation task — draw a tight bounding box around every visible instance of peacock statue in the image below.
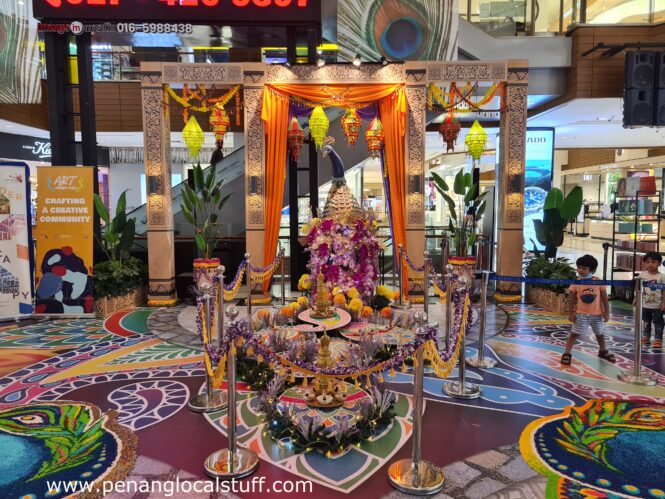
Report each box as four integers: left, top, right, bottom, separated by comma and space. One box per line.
321, 137, 363, 224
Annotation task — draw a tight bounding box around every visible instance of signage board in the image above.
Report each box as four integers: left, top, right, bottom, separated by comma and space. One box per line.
35, 167, 94, 315
0, 163, 34, 319
33, 0, 321, 25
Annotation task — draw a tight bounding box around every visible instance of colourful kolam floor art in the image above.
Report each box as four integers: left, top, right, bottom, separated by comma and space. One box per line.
0, 300, 662, 498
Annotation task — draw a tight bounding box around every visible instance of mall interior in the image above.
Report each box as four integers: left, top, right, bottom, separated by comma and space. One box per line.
1, 1, 665, 498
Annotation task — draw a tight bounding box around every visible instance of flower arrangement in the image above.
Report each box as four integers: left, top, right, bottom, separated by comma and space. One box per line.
301, 217, 382, 301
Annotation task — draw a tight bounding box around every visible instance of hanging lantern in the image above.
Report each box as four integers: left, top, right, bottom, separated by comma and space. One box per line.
309, 106, 329, 149
182, 115, 204, 158
365, 117, 385, 158
465, 119, 487, 161
439, 111, 461, 153
209, 102, 231, 142
287, 117, 305, 161
341, 108, 361, 146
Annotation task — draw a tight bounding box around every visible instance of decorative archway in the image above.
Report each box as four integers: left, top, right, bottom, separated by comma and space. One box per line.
140, 60, 527, 305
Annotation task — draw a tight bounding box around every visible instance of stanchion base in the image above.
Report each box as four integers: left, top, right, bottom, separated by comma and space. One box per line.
187, 391, 228, 413
617, 371, 658, 386
204, 448, 259, 479
387, 459, 444, 495
466, 357, 497, 369
443, 381, 482, 399
391, 301, 412, 310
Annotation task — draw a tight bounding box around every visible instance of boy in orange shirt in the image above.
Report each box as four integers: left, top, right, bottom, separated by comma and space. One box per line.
561, 254, 616, 365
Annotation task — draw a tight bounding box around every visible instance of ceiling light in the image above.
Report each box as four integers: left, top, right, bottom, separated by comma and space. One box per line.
353, 53, 361, 67
317, 57, 325, 68
380, 56, 388, 67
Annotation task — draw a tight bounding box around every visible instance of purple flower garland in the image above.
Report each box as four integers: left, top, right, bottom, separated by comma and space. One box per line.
249, 252, 282, 274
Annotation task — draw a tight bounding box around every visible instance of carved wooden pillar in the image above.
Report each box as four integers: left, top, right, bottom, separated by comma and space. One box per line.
243, 65, 266, 286
405, 64, 427, 296
141, 63, 176, 305
495, 60, 528, 302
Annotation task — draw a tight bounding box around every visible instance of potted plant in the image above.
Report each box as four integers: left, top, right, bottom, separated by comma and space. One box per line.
532, 187, 583, 259
180, 163, 230, 287
431, 169, 487, 272
93, 191, 147, 316
523, 256, 576, 313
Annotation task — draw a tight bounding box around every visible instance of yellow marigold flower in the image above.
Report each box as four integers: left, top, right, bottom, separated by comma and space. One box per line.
346, 287, 360, 299
279, 306, 290, 316
333, 293, 347, 307
376, 285, 389, 298
297, 296, 310, 308
380, 306, 392, 319
332, 286, 341, 296
301, 224, 310, 235
349, 298, 363, 313
257, 309, 271, 319
361, 306, 373, 318
298, 274, 312, 291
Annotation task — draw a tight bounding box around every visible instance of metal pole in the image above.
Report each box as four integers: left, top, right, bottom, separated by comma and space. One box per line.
444, 276, 482, 399
603, 242, 609, 281
388, 311, 444, 494
188, 282, 227, 412
442, 236, 449, 270
444, 264, 453, 347
467, 271, 496, 369
423, 250, 429, 318
217, 265, 225, 350
245, 253, 252, 320
280, 248, 286, 306
618, 278, 657, 385
205, 307, 259, 479
392, 245, 411, 309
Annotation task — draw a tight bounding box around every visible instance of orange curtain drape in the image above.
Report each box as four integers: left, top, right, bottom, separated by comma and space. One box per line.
261, 83, 408, 293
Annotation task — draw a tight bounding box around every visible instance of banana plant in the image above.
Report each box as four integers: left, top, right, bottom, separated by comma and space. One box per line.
533, 186, 583, 259
94, 191, 135, 262
431, 169, 487, 257
180, 163, 231, 259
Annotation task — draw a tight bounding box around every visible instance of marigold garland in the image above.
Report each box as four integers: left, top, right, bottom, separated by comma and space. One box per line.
166, 84, 241, 113
428, 82, 504, 113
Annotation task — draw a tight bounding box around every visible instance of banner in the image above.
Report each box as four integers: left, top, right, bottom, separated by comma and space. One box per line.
35, 167, 94, 315
523, 129, 555, 251
0, 163, 34, 319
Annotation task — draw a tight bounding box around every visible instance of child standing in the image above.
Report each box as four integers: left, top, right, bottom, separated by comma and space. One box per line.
637, 251, 665, 348
562, 254, 616, 365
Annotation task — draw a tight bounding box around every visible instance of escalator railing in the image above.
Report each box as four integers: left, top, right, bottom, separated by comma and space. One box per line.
126, 145, 246, 235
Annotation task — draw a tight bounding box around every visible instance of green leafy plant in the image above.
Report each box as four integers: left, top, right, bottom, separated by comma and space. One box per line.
431, 169, 487, 257
180, 163, 231, 259
533, 187, 583, 259
93, 192, 146, 299
523, 256, 576, 294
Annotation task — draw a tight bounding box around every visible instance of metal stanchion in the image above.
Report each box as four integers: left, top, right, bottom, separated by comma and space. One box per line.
444, 264, 454, 347
443, 276, 482, 399
388, 311, 444, 495
205, 306, 259, 479
467, 271, 496, 369
217, 265, 225, 350
188, 281, 228, 412
441, 236, 449, 271
280, 248, 286, 306
245, 253, 252, 319
392, 244, 411, 309
618, 278, 657, 386
474, 240, 482, 271
423, 250, 438, 328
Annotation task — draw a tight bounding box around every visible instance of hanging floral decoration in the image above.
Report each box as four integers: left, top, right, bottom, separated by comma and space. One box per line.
209, 102, 231, 142
287, 117, 305, 162
365, 117, 385, 158
166, 84, 240, 113
309, 106, 329, 149
341, 108, 361, 146
439, 110, 461, 153
465, 119, 487, 161
428, 82, 504, 113
182, 115, 205, 158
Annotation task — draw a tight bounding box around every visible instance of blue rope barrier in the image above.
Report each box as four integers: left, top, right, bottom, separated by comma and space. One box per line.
488, 274, 634, 287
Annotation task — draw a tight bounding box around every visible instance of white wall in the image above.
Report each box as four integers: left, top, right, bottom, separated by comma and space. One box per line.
109, 163, 188, 212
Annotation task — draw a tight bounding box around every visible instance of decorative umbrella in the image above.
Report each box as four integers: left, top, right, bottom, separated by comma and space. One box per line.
182, 116, 204, 158
365, 117, 385, 158
209, 102, 230, 142
439, 111, 461, 153
309, 106, 329, 149
287, 117, 305, 161
341, 108, 361, 146
465, 120, 487, 162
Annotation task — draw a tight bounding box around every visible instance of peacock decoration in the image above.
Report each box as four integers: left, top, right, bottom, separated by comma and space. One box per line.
0, 401, 136, 498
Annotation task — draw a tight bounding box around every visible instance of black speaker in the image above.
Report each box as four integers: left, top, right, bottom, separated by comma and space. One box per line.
655, 51, 665, 89
654, 88, 665, 126
625, 51, 655, 89
624, 88, 653, 127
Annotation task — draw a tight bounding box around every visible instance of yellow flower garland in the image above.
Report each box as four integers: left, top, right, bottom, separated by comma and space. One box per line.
166, 85, 241, 113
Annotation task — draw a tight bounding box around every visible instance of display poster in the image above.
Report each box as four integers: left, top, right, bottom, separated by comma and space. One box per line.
35, 167, 94, 315
0, 163, 34, 319
496, 128, 555, 251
